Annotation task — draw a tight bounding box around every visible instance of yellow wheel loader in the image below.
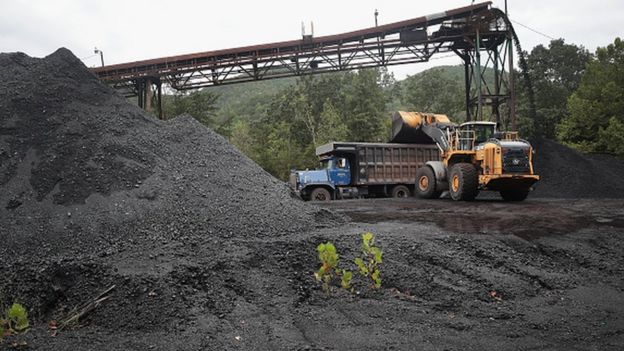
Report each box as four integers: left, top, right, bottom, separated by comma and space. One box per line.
391, 111, 539, 201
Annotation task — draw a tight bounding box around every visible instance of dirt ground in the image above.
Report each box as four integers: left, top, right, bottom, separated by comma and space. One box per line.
6, 196, 622, 350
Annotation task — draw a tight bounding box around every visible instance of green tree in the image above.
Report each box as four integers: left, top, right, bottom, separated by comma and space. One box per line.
558, 37, 624, 155
163, 90, 219, 126
525, 39, 591, 138
317, 100, 349, 145
344, 69, 388, 141
401, 67, 464, 120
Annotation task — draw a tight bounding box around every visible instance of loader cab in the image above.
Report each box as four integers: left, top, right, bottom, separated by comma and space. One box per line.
459, 121, 497, 147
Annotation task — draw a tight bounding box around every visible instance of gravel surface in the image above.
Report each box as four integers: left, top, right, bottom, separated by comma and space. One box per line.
0, 49, 340, 349
531, 138, 624, 198
1, 49, 623, 350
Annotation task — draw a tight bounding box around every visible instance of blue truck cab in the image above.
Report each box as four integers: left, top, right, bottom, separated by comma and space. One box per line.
290, 156, 351, 201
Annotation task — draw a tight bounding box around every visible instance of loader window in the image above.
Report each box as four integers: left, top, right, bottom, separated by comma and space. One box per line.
468, 124, 495, 144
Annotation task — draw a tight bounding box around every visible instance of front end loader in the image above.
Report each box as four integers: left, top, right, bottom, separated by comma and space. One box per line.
391, 111, 539, 201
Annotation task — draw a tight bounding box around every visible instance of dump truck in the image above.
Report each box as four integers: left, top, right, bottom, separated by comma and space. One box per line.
390, 111, 540, 201
290, 142, 440, 201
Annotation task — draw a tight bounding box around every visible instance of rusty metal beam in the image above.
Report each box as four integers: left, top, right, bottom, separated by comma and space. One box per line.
91, 1, 521, 128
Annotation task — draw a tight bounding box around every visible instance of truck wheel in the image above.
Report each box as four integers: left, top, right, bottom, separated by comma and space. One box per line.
309, 187, 332, 201
415, 166, 441, 199
500, 188, 529, 201
449, 163, 478, 201
391, 185, 411, 198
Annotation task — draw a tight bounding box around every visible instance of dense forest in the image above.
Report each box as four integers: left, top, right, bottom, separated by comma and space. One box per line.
161, 37, 624, 180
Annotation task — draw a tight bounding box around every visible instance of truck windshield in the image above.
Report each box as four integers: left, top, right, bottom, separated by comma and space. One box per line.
319, 159, 334, 169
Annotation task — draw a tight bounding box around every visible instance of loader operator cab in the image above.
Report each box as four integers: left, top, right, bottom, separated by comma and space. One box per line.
458, 121, 497, 149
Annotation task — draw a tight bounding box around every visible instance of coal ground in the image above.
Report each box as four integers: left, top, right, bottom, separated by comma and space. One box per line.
1, 49, 623, 350
531, 138, 624, 198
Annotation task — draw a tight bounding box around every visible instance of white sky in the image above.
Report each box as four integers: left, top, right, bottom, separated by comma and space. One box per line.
1, 0, 622, 79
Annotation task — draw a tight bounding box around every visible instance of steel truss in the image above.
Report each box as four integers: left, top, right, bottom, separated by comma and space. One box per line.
94, 2, 518, 128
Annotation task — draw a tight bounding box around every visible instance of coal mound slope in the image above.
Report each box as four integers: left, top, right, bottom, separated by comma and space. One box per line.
531, 138, 624, 198
0, 49, 340, 349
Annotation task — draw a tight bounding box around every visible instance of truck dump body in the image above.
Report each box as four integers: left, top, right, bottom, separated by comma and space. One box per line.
316, 142, 440, 186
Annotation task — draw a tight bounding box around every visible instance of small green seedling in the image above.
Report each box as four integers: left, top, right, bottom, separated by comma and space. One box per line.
315, 242, 339, 292
314, 242, 353, 292
354, 232, 383, 289
341, 270, 353, 289
0, 303, 29, 342
7, 303, 29, 332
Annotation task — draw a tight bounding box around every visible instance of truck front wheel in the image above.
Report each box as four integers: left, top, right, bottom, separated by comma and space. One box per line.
415, 166, 441, 199
449, 163, 478, 201
309, 187, 332, 201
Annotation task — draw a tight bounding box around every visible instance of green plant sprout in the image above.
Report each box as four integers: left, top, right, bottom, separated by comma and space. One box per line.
0, 303, 29, 342
314, 242, 339, 292
341, 270, 353, 289
354, 232, 383, 289
314, 242, 353, 292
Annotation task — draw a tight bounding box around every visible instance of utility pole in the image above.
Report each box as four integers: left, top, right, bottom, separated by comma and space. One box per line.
94, 47, 104, 67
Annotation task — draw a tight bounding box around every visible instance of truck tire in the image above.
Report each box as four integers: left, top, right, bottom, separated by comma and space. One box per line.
415, 166, 441, 199
309, 187, 332, 201
449, 163, 478, 201
500, 188, 529, 201
391, 185, 411, 198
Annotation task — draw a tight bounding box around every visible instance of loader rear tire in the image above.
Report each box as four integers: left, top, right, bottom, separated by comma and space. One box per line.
449, 163, 478, 201
415, 166, 441, 199
391, 185, 411, 198
309, 187, 331, 201
500, 188, 529, 201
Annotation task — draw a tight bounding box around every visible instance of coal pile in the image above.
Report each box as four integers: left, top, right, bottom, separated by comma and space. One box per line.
0, 49, 339, 349
531, 138, 624, 198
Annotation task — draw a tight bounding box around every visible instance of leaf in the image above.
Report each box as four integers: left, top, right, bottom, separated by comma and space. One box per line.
371, 270, 382, 289
371, 247, 383, 264
341, 270, 353, 289
362, 232, 373, 251
317, 243, 326, 253
354, 257, 368, 275
325, 242, 336, 254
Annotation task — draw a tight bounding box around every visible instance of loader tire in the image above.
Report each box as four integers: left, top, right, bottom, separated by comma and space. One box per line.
415, 166, 441, 199
449, 163, 478, 201
500, 188, 529, 201
391, 185, 411, 198
309, 187, 331, 201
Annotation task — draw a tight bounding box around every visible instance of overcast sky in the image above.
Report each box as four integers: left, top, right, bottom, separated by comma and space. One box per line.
1, 0, 622, 79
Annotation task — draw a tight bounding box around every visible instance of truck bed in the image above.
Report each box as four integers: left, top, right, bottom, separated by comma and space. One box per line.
316, 142, 440, 186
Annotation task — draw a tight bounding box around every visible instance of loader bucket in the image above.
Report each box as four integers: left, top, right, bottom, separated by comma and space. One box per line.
390, 111, 449, 144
